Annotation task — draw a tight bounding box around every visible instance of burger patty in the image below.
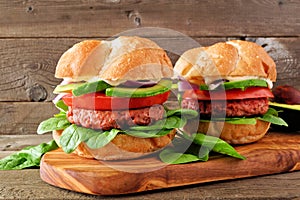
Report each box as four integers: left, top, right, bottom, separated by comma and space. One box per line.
67, 105, 165, 131
182, 98, 269, 117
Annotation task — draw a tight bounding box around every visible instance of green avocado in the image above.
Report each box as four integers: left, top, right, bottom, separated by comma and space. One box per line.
105, 79, 172, 98
269, 102, 300, 111
269, 102, 300, 132
72, 80, 111, 96
53, 83, 85, 94
200, 79, 268, 90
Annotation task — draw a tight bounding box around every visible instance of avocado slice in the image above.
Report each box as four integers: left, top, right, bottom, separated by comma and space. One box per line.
269, 102, 300, 111
53, 83, 85, 94
105, 79, 172, 98
200, 79, 268, 90
72, 80, 111, 96
269, 102, 300, 132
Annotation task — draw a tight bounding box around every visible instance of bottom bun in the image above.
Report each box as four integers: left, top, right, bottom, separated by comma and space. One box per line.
53, 129, 176, 160
196, 119, 271, 144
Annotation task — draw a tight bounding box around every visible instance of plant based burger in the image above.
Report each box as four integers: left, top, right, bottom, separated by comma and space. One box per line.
174, 40, 287, 144
37, 36, 197, 160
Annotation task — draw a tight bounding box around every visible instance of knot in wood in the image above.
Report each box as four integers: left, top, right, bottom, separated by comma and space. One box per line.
27, 84, 47, 102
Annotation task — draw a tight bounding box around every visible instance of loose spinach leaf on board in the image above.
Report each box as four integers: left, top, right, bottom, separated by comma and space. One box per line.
0, 140, 58, 170
159, 148, 202, 164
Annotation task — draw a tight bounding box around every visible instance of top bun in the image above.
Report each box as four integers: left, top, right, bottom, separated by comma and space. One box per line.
174, 40, 276, 85
55, 36, 173, 86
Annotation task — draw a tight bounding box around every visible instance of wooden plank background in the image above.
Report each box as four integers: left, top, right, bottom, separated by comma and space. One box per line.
0, 0, 299, 136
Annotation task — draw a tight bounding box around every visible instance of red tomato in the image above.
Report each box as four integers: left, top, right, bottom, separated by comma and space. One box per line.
62, 91, 170, 110
183, 87, 274, 100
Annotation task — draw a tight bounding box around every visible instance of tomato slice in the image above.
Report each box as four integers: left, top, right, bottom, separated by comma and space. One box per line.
62, 91, 170, 110
183, 87, 274, 100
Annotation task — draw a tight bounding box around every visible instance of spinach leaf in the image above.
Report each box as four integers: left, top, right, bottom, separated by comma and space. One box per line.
85, 129, 121, 149
125, 129, 173, 138
200, 108, 287, 126
159, 148, 201, 164
159, 133, 245, 164
258, 108, 288, 126
60, 125, 94, 153
37, 117, 70, 135
0, 140, 58, 170
192, 133, 246, 160
59, 125, 120, 153
200, 118, 257, 125
166, 108, 198, 119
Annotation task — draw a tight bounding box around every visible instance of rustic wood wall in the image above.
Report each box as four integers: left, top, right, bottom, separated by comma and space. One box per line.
0, 0, 299, 138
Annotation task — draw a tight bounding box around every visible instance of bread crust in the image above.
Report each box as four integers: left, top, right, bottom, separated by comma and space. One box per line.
196, 119, 271, 144
174, 40, 276, 85
53, 129, 176, 160
55, 36, 173, 85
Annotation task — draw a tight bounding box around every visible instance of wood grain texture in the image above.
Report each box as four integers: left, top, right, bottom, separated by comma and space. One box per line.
0, 0, 299, 37
40, 132, 300, 195
1, 37, 299, 102
0, 102, 57, 135
0, 134, 52, 151
1, 169, 300, 199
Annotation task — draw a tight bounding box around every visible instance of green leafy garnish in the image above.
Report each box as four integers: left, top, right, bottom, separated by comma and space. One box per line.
126, 129, 173, 138
258, 108, 288, 126
159, 132, 245, 164
200, 108, 288, 126
37, 117, 70, 135
60, 125, 121, 153
0, 140, 58, 170
159, 148, 203, 164
192, 134, 246, 160
85, 129, 122, 149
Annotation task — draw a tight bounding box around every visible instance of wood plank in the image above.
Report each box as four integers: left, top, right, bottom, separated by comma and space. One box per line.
1, 37, 299, 102
0, 169, 300, 199
0, 134, 52, 151
0, 0, 299, 37
0, 102, 57, 135
39, 132, 300, 195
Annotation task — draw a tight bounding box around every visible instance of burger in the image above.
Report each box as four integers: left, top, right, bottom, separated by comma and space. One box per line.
37, 36, 195, 160
174, 40, 287, 144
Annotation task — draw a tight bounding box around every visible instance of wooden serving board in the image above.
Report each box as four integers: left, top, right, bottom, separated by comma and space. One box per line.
40, 132, 300, 195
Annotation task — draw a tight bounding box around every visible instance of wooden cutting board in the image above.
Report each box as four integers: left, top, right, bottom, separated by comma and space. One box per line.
40, 132, 300, 195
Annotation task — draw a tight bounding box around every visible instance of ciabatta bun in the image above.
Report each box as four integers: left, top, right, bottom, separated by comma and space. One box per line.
198, 120, 271, 144
187, 119, 270, 144
174, 40, 276, 85
53, 129, 176, 160
55, 36, 173, 86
